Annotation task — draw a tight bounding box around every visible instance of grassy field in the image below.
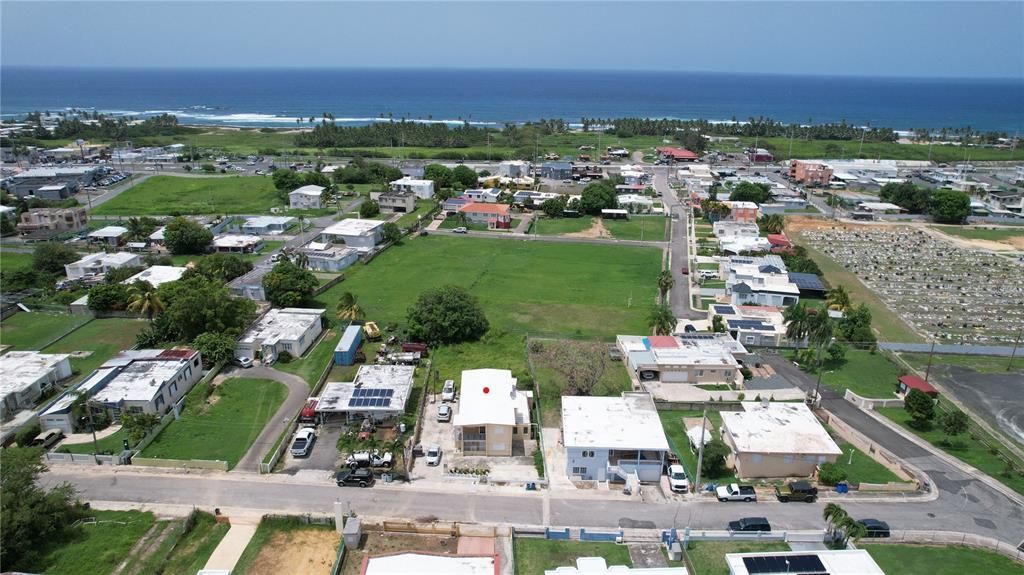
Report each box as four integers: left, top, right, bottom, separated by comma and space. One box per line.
141, 377, 287, 468
789, 231, 925, 343
731, 136, 1021, 163
313, 236, 660, 339
395, 200, 436, 229
603, 215, 670, 241
866, 544, 1024, 575
528, 339, 634, 426
43, 318, 150, 384
827, 426, 902, 484
92, 175, 281, 215
513, 538, 633, 575
877, 400, 1024, 496
274, 328, 340, 388
897, 352, 1023, 375
0, 312, 90, 351
533, 216, 596, 236
440, 218, 494, 232
792, 349, 903, 399
0, 250, 34, 273
932, 225, 1024, 243
684, 540, 791, 575
37, 510, 157, 575
658, 410, 735, 483
154, 511, 231, 575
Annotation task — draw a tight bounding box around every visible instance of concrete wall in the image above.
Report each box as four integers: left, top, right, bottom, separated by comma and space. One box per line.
566, 447, 609, 481
731, 451, 835, 479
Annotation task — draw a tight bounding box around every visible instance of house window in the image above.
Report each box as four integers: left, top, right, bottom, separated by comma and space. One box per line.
512, 427, 518, 435
170, 382, 178, 395
582, 450, 595, 458
479, 427, 486, 434
193, 358, 200, 367
572, 466, 588, 476
696, 370, 704, 377
745, 335, 756, 343
129, 406, 143, 414
751, 454, 763, 463
155, 395, 165, 409
724, 370, 732, 378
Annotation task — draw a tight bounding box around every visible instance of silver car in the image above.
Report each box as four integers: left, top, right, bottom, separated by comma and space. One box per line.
437, 404, 452, 422
425, 445, 442, 466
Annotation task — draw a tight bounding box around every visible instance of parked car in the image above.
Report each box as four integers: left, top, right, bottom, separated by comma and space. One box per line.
857, 519, 891, 538
335, 467, 375, 487
452, 227, 468, 234
32, 428, 64, 449
716, 483, 757, 502
425, 445, 442, 466
234, 357, 253, 368
684, 324, 697, 333
775, 480, 818, 502
346, 450, 393, 469
728, 517, 771, 532
667, 464, 689, 493
437, 404, 452, 422
441, 379, 456, 402
299, 398, 318, 424
290, 427, 316, 457
680, 267, 689, 275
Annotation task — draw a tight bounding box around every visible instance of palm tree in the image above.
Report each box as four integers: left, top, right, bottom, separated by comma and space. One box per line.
822, 503, 848, 543
783, 303, 810, 343
826, 285, 851, 312
761, 214, 784, 235
293, 252, 309, 270
125, 217, 147, 241
835, 516, 867, 548
336, 291, 364, 322
807, 310, 834, 351
657, 270, 675, 302
648, 304, 676, 336
127, 285, 164, 322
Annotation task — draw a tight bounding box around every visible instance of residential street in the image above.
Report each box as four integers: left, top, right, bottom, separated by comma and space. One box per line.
652, 166, 701, 319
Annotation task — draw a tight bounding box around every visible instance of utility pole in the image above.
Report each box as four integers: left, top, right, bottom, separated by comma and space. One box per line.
1009, 328, 1022, 372
693, 404, 708, 494
924, 339, 937, 382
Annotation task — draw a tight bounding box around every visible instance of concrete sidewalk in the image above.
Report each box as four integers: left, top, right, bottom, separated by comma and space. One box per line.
203, 515, 261, 573
60, 424, 123, 445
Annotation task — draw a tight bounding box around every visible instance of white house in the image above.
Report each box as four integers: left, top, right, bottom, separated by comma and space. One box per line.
720, 401, 843, 478
462, 188, 501, 203
38, 349, 203, 434
122, 265, 187, 288
547, 557, 686, 575
295, 241, 360, 272
0, 352, 72, 419
561, 393, 669, 483
228, 265, 271, 301
65, 252, 141, 280
453, 369, 532, 457
88, 225, 129, 247
617, 334, 745, 387
320, 218, 386, 251
241, 216, 294, 235
212, 234, 263, 253
236, 308, 324, 364
708, 304, 789, 347
726, 550, 883, 575
365, 553, 496, 575
389, 176, 435, 200
726, 263, 800, 307
712, 221, 759, 239
289, 185, 325, 210
616, 194, 654, 213
316, 365, 415, 423
498, 160, 531, 179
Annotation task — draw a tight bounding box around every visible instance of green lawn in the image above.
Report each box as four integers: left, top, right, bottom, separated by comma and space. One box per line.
827, 427, 902, 485
1, 250, 34, 273
602, 215, 670, 241
232, 516, 338, 575
933, 225, 1024, 243
684, 540, 791, 575
395, 200, 437, 229
733, 136, 1021, 163
36, 510, 157, 575
513, 538, 633, 575
877, 400, 1024, 496
866, 544, 1024, 575
92, 175, 281, 216
60, 427, 129, 455
533, 216, 596, 236
274, 328, 340, 388
528, 339, 634, 426
696, 262, 720, 271
658, 410, 735, 483
439, 218, 494, 232
313, 236, 660, 340
898, 352, 1024, 375
790, 233, 924, 343
158, 511, 231, 575
0, 312, 90, 351
792, 349, 903, 399
141, 377, 288, 468
43, 318, 150, 384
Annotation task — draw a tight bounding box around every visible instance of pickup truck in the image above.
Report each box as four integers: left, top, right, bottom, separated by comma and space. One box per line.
346, 450, 393, 469
716, 483, 757, 502
775, 480, 818, 502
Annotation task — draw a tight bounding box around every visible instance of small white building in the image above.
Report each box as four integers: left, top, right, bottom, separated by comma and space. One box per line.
453, 369, 532, 457
0, 352, 73, 419
316, 365, 415, 423
236, 308, 325, 364
241, 216, 295, 235
376, 191, 417, 213
708, 304, 788, 347
389, 176, 435, 200
65, 252, 141, 280
295, 241, 360, 273
320, 219, 386, 251
212, 234, 263, 254
365, 552, 496, 575
462, 188, 501, 203
725, 550, 883, 575
547, 557, 686, 575
562, 393, 669, 483
617, 194, 655, 213
712, 221, 759, 239
725, 260, 800, 308
289, 185, 325, 210
719, 236, 772, 255
122, 265, 187, 288
88, 225, 129, 247
618, 334, 745, 387
720, 401, 843, 478
498, 160, 531, 179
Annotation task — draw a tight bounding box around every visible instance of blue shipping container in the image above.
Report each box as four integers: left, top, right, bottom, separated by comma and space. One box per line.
334, 325, 363, 366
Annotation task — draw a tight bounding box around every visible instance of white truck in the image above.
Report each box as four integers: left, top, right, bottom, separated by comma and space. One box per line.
716, 483, 757, 502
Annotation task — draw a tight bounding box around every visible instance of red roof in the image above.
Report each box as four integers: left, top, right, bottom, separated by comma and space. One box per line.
899, 375, 938, 395
767, 234, 792, 247
459, 202, 510, 216
647, 336, 679, 349
656, 147, 698, 160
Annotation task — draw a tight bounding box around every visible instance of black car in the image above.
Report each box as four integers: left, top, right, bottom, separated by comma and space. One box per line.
858, 519, 890, 538
335, 467, 375, 488
728, 517, 771, 532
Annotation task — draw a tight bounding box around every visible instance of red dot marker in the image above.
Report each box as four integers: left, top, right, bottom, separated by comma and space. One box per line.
483, 387, 490, 394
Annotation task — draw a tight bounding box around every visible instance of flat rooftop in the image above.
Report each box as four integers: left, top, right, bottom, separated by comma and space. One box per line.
721, 402, 842, 456
122, 265, 186, 288
13, 166, 98, 178
243, 215, 294, 228
453, 369, 531, 427
290, 185, 325, 196
91, 349, 197, 404
561, 393, 669, 451
316, 364, 415, 413
213, 234, 262, 249
0, 351, 71, 396
366, 553, 495, 575
88, 226, 128, 238
239, 308, 324, 346
68, 251, 138, 268
322, 218, 386, 237
618, 334, 747, 366
725, 550, 883, 575
299, 241, 358, 259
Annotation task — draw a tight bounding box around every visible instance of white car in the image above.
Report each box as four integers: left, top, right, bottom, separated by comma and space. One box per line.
290, 427, 316, 457
668, 464, 689, 493
437, 404, 452, 422
425, 445, 442, 466
235, 357, 253, 368
452, 227, 468, 234
441, 380, 456, 402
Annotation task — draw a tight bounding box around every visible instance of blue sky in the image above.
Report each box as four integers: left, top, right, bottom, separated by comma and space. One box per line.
2, 1, 1022, 78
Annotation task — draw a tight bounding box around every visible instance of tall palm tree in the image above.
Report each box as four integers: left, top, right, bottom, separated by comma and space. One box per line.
761, 214, 784, 235
336, 291, 364, 322
835, 516, 867, 548
125, 217, 147, 241
826, 285, 851, 312
648, 304, 676, 336
127, 285, 164, 322
807, 309, 834, 351
657, 270, 674, 301
822, 503, 847, 542
783, 303, 810, 343
294, 252, 310, 270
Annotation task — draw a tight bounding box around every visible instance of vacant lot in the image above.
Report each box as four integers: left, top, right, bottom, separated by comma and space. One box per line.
0, 312, 90, 351
141, 377, 287, 468
514, 538, 632, 575
314, 235, 660, 340
43, 318, 149, 384
34, 510, 157, 575
528, 339, 633, 426
274, 329, 339, 388
341, 532, 461, 575
865, 544, 1023, 575
534, 216, 596, 236
93, 175, 281, 215
233, 517, 339, 575
684, 540, 791, 575
1, 250, 34, 273
602, 215, 670, 241
898, 352, 1023, 375
791, 349, 903, 399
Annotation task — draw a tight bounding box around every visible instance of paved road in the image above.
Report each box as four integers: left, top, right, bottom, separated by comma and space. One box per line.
232, 365, 312, 473
652, 166, 701, 319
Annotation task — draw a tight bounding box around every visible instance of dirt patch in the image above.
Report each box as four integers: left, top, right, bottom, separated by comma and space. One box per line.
249, 529, 339, 575
341, 532, 459, 575
563, 218, 612, 238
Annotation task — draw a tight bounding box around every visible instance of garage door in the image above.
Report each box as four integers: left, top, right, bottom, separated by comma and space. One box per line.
661, 370, 690, 383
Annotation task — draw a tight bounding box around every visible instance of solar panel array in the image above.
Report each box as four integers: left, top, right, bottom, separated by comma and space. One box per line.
729, 319, 773, 331
348, 396, 392, 408
713, 305, 737, 315
352, 388, 394, 398
741, 554, 827, 575
788, 272, 826, 291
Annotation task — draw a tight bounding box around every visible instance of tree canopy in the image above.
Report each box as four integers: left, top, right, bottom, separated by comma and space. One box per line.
182, 253, 253, 283
579, 180, 618, 215
930, 189, 971, 224
879, 182, 932, 214
262, 260, 319, 307
163, 216, 213, 255
359, 199, 381, 219
451, 164, 479, 189
729, 181, 773, 204
406, 285, 489, 345
191, 331, 239, 367
156, 275, 257, 342
423, 164, 453, 189
33, 242, 80, 274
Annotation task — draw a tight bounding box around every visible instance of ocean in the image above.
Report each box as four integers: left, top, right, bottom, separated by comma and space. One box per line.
2, 67, 1022, 132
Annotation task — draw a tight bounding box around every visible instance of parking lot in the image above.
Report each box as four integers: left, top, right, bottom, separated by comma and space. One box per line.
278, 423, 344, 475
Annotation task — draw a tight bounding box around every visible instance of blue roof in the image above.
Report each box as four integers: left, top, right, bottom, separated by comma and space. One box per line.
788, 272, 826, 291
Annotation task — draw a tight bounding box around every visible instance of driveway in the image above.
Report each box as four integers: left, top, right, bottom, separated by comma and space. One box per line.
413, 395, 457, 480
278, 424, 343, 475
230, 365, 312, 473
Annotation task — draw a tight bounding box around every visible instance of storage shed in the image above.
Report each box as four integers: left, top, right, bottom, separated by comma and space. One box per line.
334, 325, 363, 366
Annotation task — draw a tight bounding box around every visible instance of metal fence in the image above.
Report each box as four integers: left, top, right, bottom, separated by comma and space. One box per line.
864, 530, 1024, 563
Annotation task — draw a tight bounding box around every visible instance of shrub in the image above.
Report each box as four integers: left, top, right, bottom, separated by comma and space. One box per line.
740, 367, 753, 380
818, 462, 848, 486
15, 423, 41, 447
276, 350, 293, 363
